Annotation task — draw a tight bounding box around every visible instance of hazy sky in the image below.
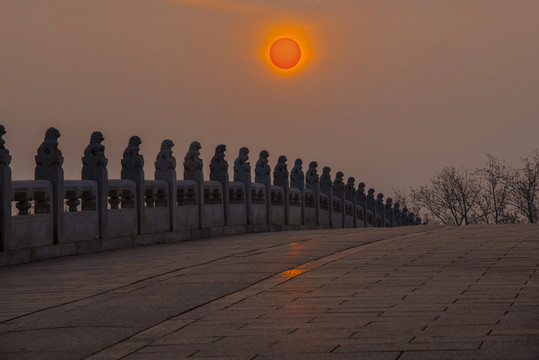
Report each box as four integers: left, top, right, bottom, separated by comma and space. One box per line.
1, 0, 538, 195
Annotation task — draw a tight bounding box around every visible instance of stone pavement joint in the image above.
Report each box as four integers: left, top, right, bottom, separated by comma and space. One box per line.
0, 224, 538, 359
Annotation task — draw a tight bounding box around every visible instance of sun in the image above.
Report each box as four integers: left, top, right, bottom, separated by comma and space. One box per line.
261, 26, 312, 76
270, 38, 301, 70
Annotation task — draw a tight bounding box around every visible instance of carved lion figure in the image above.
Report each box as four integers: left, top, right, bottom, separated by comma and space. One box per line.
155, 139, 175, 171
356, 182, 366, 202
255, 150, 271, 185
0, 124, 10, 165
345, 177, 356, 202
305, 161, 319, 191
0, 124, 6, 149
333, 171, 345, 195
290, 158, 304, 190
210, 144, 228, 179
37, 127, 62, 156
273, 155, 289, 185
234, 147, 251, 182
184, 141, 202, 172
82, 131, 107, 169
121, 135, 144, 171
366, 188, 376, 209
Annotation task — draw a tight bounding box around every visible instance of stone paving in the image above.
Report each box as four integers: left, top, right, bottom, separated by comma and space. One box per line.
0, 224, 538, 359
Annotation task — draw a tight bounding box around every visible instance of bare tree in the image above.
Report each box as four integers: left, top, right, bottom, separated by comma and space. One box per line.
411, 166, 480, 225
474, 154, 513, 224
510, 150, 539, 223
392, 187, 422, 219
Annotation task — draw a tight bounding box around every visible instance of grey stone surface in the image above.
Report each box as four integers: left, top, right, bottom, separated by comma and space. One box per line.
121, 136, 144, 234
35, 127, 64, 244
0, 225, 537, 360
0, 124, 11, 252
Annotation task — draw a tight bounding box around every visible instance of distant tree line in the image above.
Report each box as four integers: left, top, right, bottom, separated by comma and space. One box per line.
392, 150, 539, 225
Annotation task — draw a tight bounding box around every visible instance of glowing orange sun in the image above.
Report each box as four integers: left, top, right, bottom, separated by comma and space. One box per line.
269, 38, 301, 70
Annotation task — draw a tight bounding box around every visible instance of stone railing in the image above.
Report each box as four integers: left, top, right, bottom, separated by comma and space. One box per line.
0, 125, 421, 266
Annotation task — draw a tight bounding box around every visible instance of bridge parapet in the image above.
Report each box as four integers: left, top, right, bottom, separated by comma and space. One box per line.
0, 124, 418, 266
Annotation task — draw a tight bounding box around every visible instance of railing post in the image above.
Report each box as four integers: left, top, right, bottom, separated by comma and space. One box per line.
82, 131, 108, 239
121, 136, 144, 235
234, 147, 252, 225
184, 141, 204, 229
255, 150, 271, 224
385, 198, 394, 227
306, 161, 320, 226
367, 188, 376, 227
0, 125, 12, 251
210, 145, 229, 226
273, 155, 289, 225
376, 193, 385, 227
402, 207, 409, 226
393, 202, 401, 227
357, 182, 367, 227
333, 171, 345, 228
290, 158, 305, 225
345, 177, 357, 228
320, 166, 333, 227
155, 139, 176, 232
35, 127, 64, 244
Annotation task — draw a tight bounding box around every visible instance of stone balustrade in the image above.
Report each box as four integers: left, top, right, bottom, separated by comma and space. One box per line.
0, 125, 421, 266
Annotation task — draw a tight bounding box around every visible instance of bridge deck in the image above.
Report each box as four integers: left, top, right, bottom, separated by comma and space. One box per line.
0, 225, 538, 359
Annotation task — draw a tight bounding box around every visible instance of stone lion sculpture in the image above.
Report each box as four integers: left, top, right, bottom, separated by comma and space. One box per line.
184, 141, 202, 172
333, 171, 345, 195
234, 147, 251, 183
210, 144, 228, 182
273, 155, 289, 185
155, 139, 175, 171
290, 158, 304, 190
255, 150, 271, 186
37, 127, 62, 157
345, 177, 356, 202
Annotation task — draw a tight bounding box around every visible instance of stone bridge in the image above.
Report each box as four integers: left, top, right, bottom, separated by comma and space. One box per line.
0, 224, 537, 359
0, 126, 420, 266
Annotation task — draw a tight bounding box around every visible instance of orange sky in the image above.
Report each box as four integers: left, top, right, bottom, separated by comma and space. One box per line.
1, 0, 538, 195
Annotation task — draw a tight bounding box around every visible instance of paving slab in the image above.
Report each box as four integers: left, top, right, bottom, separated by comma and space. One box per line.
0, 224, 538, 359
